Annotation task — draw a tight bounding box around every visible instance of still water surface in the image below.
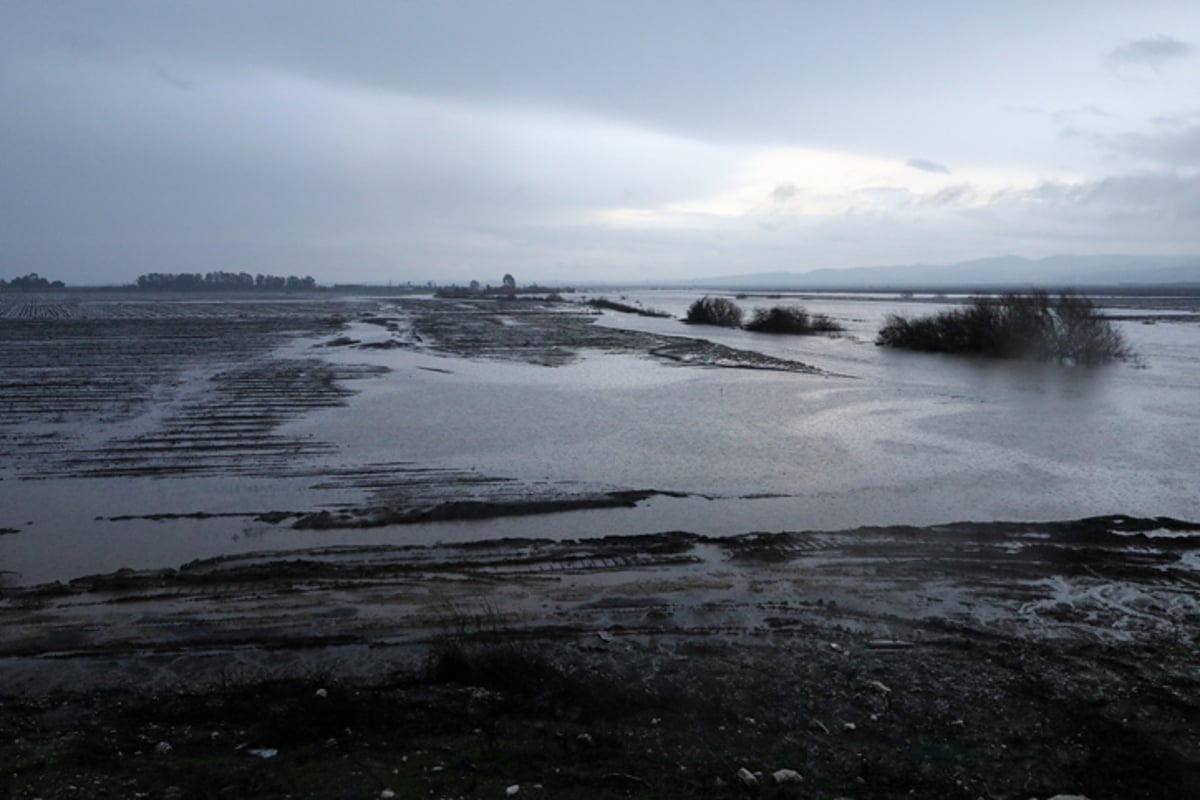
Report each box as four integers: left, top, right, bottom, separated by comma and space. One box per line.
1, 291, 1197, 584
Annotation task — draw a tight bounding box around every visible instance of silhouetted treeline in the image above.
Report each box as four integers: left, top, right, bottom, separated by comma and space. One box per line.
434, 283, 572, 298
1, 272, 65, 290
135, 272, 318, 291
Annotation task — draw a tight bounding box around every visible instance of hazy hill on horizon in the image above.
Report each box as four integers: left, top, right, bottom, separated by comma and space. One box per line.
641, 254, 1200, 289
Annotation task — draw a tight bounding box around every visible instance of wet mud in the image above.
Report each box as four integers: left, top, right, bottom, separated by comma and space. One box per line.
403, 296, 827, 373
1, 516, 1198, 798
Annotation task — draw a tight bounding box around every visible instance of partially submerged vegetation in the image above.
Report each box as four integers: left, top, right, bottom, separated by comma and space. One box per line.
586, 297, 672, 317
685, 296, 843, 335
876, 292, 1131, 364
743, 305, 843, 334
684, 295, 744, 327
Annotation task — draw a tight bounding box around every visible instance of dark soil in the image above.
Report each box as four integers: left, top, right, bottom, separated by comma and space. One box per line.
2, 516, 1197, 799
2, 630, 1196, 800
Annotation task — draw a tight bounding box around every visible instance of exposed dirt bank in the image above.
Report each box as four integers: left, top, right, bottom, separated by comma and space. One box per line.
2, 516, 1197, 799
402, 296, 828, 373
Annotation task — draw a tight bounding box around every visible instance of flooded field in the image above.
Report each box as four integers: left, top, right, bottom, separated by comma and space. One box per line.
1, 289, 1198, 594
2, 289, 1199, 798
1, 289, 1197, 585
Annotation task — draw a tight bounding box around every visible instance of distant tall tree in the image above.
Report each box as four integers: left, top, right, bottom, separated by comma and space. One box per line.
502, 273, 516, 289
6, 272, 64, 289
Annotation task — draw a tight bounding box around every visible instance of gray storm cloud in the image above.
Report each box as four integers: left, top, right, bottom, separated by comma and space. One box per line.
1108, 35, 1193, 66
771, 183, 799, 203
3, 3, 1200, 284
906, 158, 951, 175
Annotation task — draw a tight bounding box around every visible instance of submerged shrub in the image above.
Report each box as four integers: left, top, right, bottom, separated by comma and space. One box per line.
684, 296, 744, 327
587, 297, 672, 317
744, 305, 843, 334
875, 292, 1130, 365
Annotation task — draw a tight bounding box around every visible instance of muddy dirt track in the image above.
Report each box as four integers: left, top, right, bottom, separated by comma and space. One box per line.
1, 292, 1198, 798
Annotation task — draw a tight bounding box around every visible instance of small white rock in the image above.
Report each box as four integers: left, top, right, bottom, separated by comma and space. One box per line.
506, 784, 520, 797
736, 767, 759, 787
315, 688, 328, 698
870, 680, 892, 694
380, 790, 396, 799
772, 768, 803, 784
154, 741, 172, 755
842, 722, 857, 731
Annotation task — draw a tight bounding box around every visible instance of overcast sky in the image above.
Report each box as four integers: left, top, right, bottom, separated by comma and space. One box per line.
4, 2, 1200, 285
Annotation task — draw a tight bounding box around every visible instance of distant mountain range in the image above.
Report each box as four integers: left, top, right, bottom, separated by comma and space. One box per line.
650, 255, 1200, 289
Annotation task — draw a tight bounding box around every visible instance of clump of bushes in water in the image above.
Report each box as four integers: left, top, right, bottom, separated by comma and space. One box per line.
875, 291, 1130, 364
683, 296, 744, 327
684, 296, 844, 335
744, 305, 844, 334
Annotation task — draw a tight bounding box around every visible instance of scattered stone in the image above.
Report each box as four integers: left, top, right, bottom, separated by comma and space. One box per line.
380, 791, 396, 799
314, 687, 328, 698
247, 748, 278, 759
772, 768, 803, 784
154, 741, 172, 754
597, 630, 614, 642
842, 722, 857, 731
506, 785, 520, 797
866, 639, 913, 650
577, 733, 593, 745
736, 767, 759, 787
870, 680, 892, 694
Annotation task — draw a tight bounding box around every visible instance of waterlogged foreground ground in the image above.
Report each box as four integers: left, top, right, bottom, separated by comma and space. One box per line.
1, 291, 1199, 798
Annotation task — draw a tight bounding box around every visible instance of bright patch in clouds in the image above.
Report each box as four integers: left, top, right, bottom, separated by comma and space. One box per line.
599, 148, 1081, 227
4, 3, 1200, 282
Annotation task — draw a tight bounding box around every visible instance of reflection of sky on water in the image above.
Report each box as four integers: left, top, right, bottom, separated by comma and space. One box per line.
2, 292, 1197, 584
306, 291, 1197, 525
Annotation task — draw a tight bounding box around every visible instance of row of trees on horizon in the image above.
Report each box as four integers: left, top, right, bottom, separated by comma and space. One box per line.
135, 271, 318, 291
0, 272, 66, 290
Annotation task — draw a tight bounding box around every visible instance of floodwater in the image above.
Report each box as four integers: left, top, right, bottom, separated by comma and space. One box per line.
1, 290, 1198, 585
